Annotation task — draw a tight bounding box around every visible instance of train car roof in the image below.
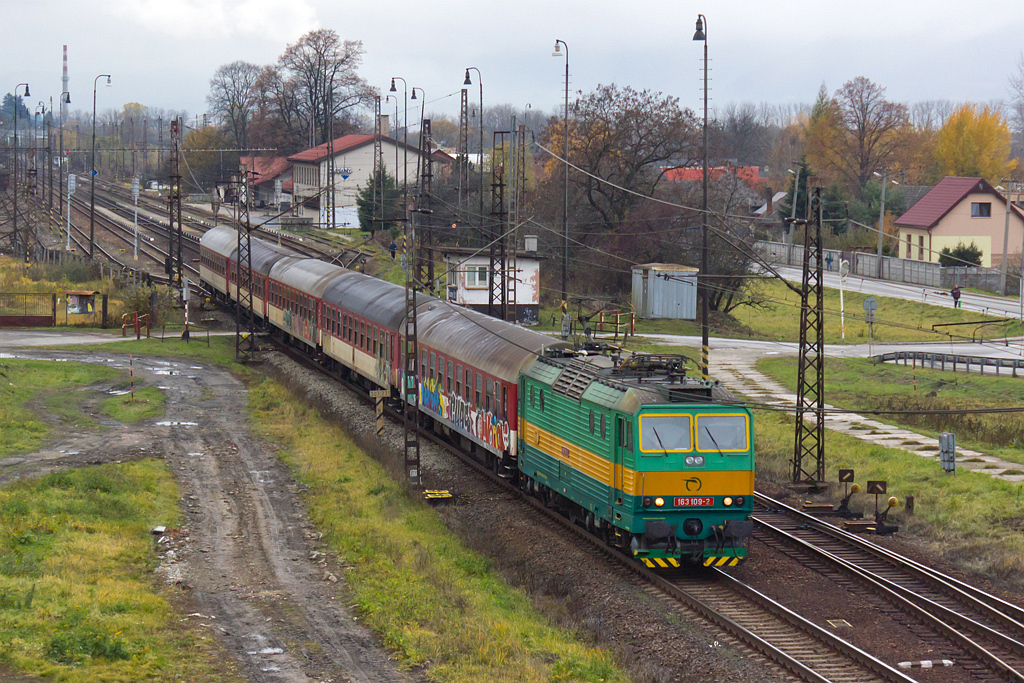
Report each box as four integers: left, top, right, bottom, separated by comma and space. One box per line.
321, 271, 407, 329
415, 298, 570, 384
200, 225, 240, 259
270, 258, 347, 298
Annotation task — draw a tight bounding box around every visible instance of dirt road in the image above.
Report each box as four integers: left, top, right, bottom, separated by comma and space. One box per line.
0, 349, 412, 683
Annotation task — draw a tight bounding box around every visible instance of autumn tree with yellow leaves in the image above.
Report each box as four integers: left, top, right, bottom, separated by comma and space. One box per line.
933, 104, 1016, 183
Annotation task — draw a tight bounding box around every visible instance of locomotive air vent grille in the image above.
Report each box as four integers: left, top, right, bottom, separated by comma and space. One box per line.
552, 359, 597, 400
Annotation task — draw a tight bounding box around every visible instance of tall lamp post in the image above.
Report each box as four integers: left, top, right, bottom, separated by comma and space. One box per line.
693, 15, 710, 381
463, 68, 484, 243
11, 82, 29, 259
89, 74, 111, 260
58, 92, 71, 250
389, 77, 409, 208
552, 40, 569, 309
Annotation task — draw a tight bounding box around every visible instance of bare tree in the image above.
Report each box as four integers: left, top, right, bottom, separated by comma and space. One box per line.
278, 30, 375, 146
207, 61, 261, 150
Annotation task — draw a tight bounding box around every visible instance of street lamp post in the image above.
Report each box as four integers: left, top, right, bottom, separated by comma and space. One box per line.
11, 83, 29, 260
693, 16, 710, 381
59, 91, 71, 250
89, 74, 111, 260
463, 68, 484, 245
875, 168, 888, 279
389, 77, 409, 209
552, 40, 569, 308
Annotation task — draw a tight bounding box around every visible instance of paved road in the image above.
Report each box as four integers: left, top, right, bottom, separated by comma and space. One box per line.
774, 265, 1024, 320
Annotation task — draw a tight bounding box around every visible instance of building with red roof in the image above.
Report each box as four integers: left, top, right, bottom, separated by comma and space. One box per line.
288, 120, 453, 228
662, 165, 764, 188
240, 156, 293, 207
894, 176, 1024, 267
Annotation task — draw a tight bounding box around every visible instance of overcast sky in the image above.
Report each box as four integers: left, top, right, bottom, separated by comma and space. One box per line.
6, 0, 1024, 128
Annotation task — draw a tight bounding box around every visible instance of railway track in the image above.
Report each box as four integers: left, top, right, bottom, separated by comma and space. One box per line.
754, 492, 1024, 682
94, 179, 371, 267
258, 332, 918, 683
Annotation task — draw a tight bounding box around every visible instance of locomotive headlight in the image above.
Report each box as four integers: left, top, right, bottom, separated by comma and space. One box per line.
685, 455, 705, 467
654, 497, 665, 508
642, 496, 653, 507
723, 496, 733, 506
734, 496, 745, 506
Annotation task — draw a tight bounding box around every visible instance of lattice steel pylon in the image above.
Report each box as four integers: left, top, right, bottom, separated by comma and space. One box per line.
489, 131, 508, 321
234, 170, 257, 361
417, 119, 435, 295
168, 117, 183, 288
792, 184, 825, 486
373, 96, 382, 230
458, 89, 469, 212
507, 125, 526, 323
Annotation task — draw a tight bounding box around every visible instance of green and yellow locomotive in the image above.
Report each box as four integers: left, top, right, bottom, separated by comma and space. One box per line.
518, 354, 754, 568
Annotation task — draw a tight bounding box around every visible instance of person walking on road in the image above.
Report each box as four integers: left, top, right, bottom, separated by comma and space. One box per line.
951, 284, 961, 308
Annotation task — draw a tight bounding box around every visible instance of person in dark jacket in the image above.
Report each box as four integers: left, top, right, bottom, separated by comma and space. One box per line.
951, 284, 961, 308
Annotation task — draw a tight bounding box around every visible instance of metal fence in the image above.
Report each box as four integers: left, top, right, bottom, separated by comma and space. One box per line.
0, 293, 56, 326
756, 241, 1009, 293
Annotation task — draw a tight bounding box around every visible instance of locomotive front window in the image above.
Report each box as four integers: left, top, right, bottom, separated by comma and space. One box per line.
696, 414, 750, 453
639, 414, 693, 453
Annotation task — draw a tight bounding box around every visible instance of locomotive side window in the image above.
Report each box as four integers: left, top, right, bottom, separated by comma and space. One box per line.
639, 414, 692, 453
601, 414, 607, 440
530, 385, 535, 408
589, 409, 595, 434
539, 390, 545, 412
696, 414, 749, 452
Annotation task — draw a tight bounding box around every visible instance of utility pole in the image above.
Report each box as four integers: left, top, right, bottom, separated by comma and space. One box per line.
876, 168, 888, 279
793, 182, 826, 487
1000, 179, 1014, 295
168, 117, 183, 287
489, 131, 509, 321
235, 170, 257, 361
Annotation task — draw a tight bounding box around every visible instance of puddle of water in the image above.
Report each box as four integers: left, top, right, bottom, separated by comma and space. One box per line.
155, 421, 199, 426
188, 452, 204, 457
153, 370, 179, 376
60, 450, 81, 455
108, 389, 130, 395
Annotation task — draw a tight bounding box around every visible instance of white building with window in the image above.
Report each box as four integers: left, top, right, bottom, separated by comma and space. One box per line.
288, 118, 452, 228
440, 240, 542, 324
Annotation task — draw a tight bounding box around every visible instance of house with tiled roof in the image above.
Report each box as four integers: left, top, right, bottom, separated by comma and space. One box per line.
289, 119, 453, 228
894, 176, 1024, 268
240, 156, 292, 207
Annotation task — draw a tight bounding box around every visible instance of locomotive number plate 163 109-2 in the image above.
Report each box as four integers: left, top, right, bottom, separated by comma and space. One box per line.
675, 496, 714, 507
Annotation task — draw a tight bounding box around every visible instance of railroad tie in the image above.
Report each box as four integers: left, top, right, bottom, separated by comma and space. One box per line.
897, 660, 954, 669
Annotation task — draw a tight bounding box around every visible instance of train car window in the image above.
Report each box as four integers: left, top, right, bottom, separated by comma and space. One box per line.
696, 414, 749, 452
447, 361, 453, 394
475, 373, 482, 408
465, 369, 471, 401
421, 350, 428, 378
589, 409, 595, 434
601, 414, 607, 440
430, 353, 436, 380
455, 365, 462, 396
358, 321, 364, 349
639, 414, 692, 453
539, 390, 545, 412
502, 386, 507, 419
373, 328, 379, 356
485, 378, 493, 412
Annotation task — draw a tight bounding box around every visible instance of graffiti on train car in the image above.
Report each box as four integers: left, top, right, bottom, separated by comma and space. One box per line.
374, 356, 392, 386
282, 310, 314, 340
420, 377, 510, 452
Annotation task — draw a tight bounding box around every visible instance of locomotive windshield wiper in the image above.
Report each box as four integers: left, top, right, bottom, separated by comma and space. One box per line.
650, 427, 669, 457
704, 426, 727, 458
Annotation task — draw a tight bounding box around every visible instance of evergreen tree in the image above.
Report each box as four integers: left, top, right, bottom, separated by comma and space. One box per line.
355, 164, 401, 235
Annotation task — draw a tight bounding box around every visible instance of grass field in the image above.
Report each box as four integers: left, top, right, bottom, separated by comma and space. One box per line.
249, 377, 628, 683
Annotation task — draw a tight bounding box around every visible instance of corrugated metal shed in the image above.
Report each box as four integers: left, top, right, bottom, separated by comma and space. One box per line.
631, 264, 698, 319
